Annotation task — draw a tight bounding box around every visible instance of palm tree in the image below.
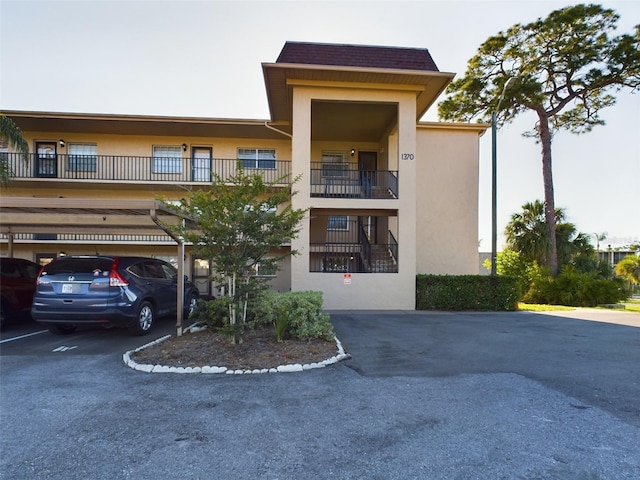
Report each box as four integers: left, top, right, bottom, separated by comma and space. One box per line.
505, 200, 584, 268
615, 255, 640, 285
0, 114, 29, 186
592, 232, 608, 253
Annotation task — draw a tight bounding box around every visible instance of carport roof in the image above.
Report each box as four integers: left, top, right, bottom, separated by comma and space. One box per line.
0, 197, 190, 238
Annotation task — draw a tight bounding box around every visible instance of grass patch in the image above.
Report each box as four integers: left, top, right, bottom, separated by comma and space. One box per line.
520, 302, 640, 313
518, 303, 575, 311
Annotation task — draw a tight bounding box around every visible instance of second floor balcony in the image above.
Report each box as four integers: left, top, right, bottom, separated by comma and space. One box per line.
3, 153, 291, 185
3, 154, 400, 199
310, 162, 398, 199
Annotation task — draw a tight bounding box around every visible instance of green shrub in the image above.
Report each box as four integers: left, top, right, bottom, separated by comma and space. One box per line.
492, 249, 546, 299
524, 267, 627, 306
253, 290, 334, 340
249, 290, 278, 329
189, 296, 231, 328
416, 275, 520, 311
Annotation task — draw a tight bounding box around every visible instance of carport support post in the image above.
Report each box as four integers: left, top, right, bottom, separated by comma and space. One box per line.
7, 232, 14, 257
176, 238, 185, 337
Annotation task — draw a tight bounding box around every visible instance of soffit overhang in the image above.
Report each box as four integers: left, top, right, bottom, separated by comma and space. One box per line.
262, 62, 455, 124
2, 111, 290, 140
417, 121, 490, 136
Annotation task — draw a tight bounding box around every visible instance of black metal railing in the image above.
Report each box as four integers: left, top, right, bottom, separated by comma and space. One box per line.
310, 163, 398, 199
359, 225, 371, 265
3, 153, 291, 185
388, 231, 398, 263
309, 242, 398, 273
309, 243, 365, 272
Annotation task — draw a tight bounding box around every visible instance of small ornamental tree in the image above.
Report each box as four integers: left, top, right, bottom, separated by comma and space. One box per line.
439, 4, 640, 276
164, 167, 307, 344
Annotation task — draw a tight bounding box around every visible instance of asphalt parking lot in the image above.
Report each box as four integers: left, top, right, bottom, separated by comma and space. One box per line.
1, 309, 639, 479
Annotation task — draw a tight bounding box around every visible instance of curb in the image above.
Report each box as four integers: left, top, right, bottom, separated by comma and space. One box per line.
123, 333, 350, 374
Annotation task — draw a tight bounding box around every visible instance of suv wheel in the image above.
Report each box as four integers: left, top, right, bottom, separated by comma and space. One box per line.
47, 323, 77, 335
130, 301, 154, 336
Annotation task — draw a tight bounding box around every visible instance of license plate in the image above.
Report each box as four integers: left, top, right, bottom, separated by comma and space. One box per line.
62, 283, 74, 294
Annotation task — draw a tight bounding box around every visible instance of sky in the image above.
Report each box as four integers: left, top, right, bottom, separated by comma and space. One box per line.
1, 0, 639, 250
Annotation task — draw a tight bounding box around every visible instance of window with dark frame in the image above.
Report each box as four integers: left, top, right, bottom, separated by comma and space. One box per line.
67, 143, 97, 172
327, 215, 349, 231
321, 151, 349, 178
238, 148, 276, 169
153, 146, 183, 174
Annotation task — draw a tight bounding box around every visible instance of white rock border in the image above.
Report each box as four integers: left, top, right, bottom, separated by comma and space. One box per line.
123, 332, 350, 375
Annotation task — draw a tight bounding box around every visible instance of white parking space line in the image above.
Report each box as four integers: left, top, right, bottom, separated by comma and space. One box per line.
0, 329, 49, 344
52, 345, 78, 352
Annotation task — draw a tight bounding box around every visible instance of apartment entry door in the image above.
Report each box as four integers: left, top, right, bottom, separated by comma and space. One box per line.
358, 151, 377, 197
192, 147, 212, 182
35, 142, 57, 178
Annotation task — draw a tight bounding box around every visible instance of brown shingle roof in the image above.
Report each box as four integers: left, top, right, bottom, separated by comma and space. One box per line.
276, 41, 439, 72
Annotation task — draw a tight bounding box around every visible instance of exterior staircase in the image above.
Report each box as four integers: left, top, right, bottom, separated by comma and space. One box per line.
368, 244, 397, 273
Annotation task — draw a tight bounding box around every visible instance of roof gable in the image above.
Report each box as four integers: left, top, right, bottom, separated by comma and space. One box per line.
276, 41, 439, 72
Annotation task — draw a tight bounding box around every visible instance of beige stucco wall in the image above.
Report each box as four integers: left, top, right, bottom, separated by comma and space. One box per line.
289, 85, 417, 310
20, 132, 292, 159
265, 254, 292, 293
415, 124, 482, 274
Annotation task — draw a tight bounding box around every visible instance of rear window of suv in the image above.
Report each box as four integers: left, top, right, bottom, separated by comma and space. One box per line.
127, 260, 176, 280
43, 258, 114, 276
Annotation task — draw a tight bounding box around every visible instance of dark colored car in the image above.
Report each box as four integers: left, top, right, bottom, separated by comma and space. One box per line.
32, 256, 199, 335
0, 258, 39, 328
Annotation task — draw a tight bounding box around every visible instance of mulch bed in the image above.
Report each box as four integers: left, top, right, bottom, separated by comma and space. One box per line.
131, 326, 339, 370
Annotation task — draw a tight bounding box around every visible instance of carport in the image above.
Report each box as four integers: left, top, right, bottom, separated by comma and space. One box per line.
0, 197, 195, 336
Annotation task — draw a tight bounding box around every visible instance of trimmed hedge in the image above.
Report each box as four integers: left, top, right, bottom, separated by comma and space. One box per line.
416, 274, 519, 311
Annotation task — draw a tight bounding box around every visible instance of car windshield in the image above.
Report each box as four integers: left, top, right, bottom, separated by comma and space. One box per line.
43, 258, 113, 276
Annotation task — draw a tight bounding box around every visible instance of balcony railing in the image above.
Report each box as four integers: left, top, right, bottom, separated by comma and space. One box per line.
309, 242, 398, 273
310, 163, 398, 199
1, 232, 175, 243
3, 153, 291, 185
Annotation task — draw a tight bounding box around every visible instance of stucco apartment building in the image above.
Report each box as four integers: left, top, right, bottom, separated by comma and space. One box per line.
1, 42, 487, 310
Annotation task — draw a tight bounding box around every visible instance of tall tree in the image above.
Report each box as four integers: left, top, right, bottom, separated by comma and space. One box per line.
0, 114, 30, 186
164, 168, 306, 344
438, 4, 640, 275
